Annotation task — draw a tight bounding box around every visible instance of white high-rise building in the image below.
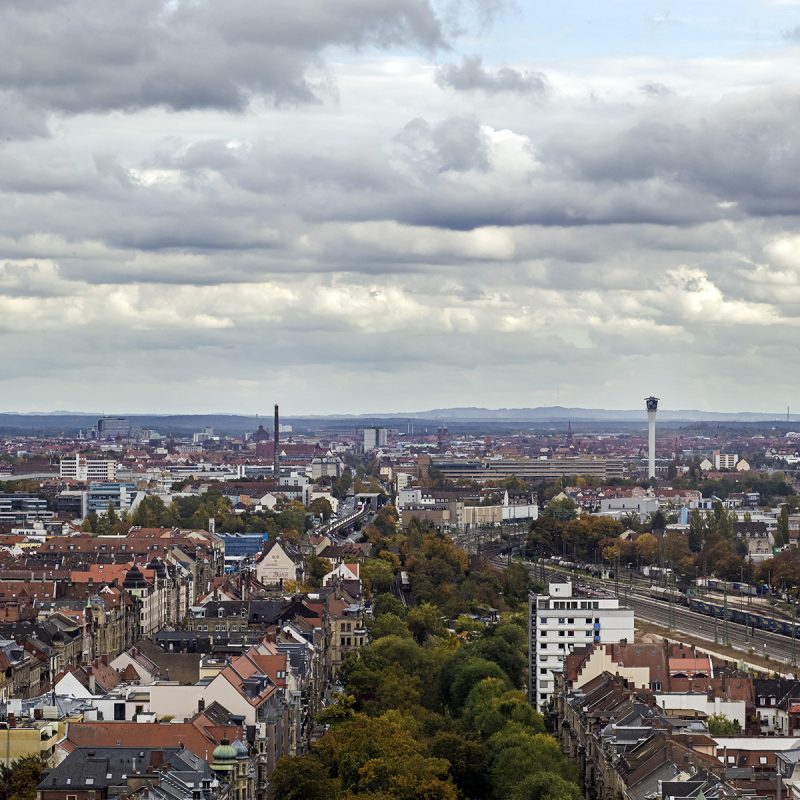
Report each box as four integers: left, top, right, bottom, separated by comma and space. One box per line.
363, 427, 387, 451
528, 582, 634, 713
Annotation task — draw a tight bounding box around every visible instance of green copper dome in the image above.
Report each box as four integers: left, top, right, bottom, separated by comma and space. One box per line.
211, 739, 237, 773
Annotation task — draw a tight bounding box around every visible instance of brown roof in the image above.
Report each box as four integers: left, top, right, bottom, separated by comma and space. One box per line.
62, 721, 218, 760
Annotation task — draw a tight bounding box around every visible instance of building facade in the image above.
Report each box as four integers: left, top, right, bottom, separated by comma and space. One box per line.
528, 581, 634, 712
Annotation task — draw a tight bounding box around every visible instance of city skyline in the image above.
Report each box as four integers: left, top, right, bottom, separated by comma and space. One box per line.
3, 1, 800, 413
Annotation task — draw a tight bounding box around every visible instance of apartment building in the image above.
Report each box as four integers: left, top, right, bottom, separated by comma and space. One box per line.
528, 581, 634, 713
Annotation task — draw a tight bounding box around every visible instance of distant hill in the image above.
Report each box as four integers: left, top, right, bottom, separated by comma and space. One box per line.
0, 405, 795, 435
385, 406, 795, 422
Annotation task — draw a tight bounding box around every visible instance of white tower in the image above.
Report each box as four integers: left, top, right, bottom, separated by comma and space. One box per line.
645, 396, 659, 480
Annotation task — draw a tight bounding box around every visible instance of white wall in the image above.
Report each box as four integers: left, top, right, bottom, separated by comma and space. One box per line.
655, 694, 746, 728
148, 683, 206, 721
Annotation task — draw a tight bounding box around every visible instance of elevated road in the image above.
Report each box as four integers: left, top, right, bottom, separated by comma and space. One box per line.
319, 504, 369, 538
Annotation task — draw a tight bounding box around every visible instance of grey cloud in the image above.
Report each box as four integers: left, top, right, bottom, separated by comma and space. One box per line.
435, 55, 548, 95
0, 0, 445, 116
543, 89, 800, 218
639, 82, 675, 98
394, 116, 490, 173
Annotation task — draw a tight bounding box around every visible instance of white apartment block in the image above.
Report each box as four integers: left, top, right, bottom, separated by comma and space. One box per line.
59, 454, 117, 482
528, 582, 634, 713
715, 452, 739, 470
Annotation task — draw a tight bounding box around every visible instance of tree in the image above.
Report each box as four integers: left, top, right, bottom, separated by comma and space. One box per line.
373, 593, 407, 619
406, 603, 444, 645
312, 711, 457, 800
370, 613, 412, 640
544, 497, 577, 521
648, 509, 667, 532
361, 559, 395, 596
776, 506, 790, 549
510, 772, 584, 800
634, 533, 659, 565
271, 755, 338, 800
306, 556, 332, 587
0, 755, 44, 800
106, 502, 118, 528
707, 713, 741, 736
309, 497, 334, 522
427, 731, 491, 800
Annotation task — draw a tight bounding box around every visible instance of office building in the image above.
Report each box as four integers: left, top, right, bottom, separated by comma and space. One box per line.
363, 427, 388, 451
60, 455, 117, 482
87, 482, 137, 515
528, 581, 634, 713
97, 417, 131, 439
0, 494, 53, 525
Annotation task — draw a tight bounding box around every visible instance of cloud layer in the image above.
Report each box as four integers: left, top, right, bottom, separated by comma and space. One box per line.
1, 1, 800, 414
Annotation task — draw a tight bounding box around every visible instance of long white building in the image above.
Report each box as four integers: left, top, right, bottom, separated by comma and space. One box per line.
59, 454, 117, 481
528, 581, 634, 713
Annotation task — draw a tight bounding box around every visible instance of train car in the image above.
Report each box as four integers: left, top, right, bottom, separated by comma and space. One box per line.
649, 586, 686, 605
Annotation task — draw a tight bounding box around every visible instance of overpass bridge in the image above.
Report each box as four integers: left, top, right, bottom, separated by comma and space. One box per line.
319, 503, 369, 538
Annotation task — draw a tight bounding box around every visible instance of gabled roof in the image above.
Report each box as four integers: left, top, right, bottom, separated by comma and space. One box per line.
61, 721, 222, 760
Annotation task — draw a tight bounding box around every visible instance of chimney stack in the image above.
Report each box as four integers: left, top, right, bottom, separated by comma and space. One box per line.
273, 404, 280, 480
645, 396, 659, 480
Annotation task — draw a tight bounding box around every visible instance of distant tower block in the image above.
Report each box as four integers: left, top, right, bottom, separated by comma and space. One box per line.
645, 396, 659, 480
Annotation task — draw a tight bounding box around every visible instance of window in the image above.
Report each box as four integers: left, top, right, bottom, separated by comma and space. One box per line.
568, 618, 574, 624
567, 631, 574, 637
585, 618, 592, 623
540, 668, 548, 674
66, 795, 77, 800
759, 757, 767, 765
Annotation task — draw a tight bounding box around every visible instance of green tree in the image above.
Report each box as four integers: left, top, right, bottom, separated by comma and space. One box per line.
406, 603, 444, 645
510, 772, 584, 800
370, 613, 412, 640
707, 713, 741, 736
309, 497, 334, 522
427, 731, 491, 800
544, 496, 577, 521
776, 506, 790, 549
372, 594, 408, 619
0, 755, 44, 800
361, 559, 396, 596
306, 556, 332, 587
271, 754, 338, 800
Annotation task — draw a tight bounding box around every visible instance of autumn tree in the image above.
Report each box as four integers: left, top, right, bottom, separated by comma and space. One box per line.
634, 532, 659, 566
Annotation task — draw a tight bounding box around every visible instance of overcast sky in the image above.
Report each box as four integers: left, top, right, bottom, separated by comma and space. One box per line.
3, 0, 800, 416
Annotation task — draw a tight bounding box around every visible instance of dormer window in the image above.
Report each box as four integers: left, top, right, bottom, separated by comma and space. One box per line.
218, 609, 224, 618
